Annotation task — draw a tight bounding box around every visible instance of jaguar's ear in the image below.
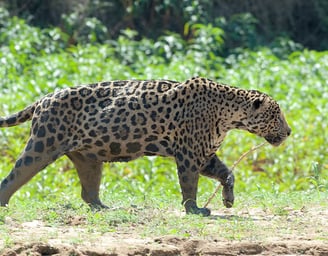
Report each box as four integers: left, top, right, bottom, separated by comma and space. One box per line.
253, 97, 264, 110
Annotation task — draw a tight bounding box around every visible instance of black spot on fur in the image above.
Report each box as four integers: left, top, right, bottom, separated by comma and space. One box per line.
95, 140, 103, 147
178, 165, 186, 174
82, 138, 92, 144
86, 153, 98, 160
128, 97, 141, 110
19, 113, 32, 123
231, 121, 244, 128
145, 143, 159, 152
98, 149, 107, 157
253, 98, 263, 110
159, 140, 168, 147
115, 97, 127, 107
71, 97, 83, 111
141, 81, 156, 90
46, 137, 55, 147
34, 141, 44, 153
131, 113, 147, 126
24, 156, 33, 166
191, 165, 198, 172
111, 156, 132, 162
113, 81, 127, 87
145, 135, 157, 142
15, 159, 22, 168
116, 125, 130, 140
150, 111, 157, 122
57, 133, 64, 141
71, 89, 77, 95
52, 102, 60, 108
112, 126, 119, 133
79, 88, 93, 97
88, 130, 97, 137
6, 116, 17, 125
96, 88, 111, 98
127, 142, 142, 153
168, 123, 175, 130
35, 106, 42, 115
50, 108, 58, 115
42, 99, 51, 109
40, 112, 50, 123
176, 152, 183, 162
141, 92, 152, 108
9, 172, 15, 181
110, 142, 121, 155
181, 176, 188, 183
100, 81, 111, 87
184, 159, 190, 168
25, 139, 34, 151
166, 148, 174, 155
101, 135, 110, 143
157, 81, 173, 92
133, 133, 142, 139
86, 96, 97, 104
59, 124, 66, 132
99, 99, 113, 108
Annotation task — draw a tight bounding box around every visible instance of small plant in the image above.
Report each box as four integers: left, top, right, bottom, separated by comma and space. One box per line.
3, 234, 14, 249
308, 162, 326, 191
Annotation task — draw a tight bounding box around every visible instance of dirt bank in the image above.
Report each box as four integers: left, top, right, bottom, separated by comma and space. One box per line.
1, 207, 327, 255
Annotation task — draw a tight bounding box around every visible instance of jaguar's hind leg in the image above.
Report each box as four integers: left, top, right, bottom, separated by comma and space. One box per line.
66, 151, 106, 208
0, 138, 62, 206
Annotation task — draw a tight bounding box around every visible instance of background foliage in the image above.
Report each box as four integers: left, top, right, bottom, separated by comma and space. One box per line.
0, 1, 327, 207
2, 0, 328, 50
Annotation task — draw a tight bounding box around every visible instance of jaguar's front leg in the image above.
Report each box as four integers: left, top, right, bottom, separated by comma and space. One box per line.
176, 156, 211, 216
200, 155, 235, 208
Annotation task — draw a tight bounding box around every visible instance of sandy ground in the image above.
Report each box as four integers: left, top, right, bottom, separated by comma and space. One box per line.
1, 206, 328, 256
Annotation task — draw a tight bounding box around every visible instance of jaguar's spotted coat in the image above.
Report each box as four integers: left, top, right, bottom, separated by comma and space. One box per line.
0, 77, 291, 216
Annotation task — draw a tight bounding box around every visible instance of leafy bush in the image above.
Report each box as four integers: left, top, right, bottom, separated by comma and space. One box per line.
215, 13, 259, 53
4, 0, 328, 49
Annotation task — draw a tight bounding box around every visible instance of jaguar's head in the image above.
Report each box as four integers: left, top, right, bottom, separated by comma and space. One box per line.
243, 94, 291, 146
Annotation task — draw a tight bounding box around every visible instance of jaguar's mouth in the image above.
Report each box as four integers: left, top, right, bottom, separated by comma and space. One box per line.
264, 135, 285, 147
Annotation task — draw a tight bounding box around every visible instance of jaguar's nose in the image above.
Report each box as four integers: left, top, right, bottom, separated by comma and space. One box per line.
287, 127, 291, 136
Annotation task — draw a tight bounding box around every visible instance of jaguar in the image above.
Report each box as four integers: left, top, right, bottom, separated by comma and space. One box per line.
0, 77, 291, 216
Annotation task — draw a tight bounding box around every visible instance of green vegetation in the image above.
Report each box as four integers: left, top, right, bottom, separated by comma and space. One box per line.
3, 0, 328, 50
0, 5, 327, 220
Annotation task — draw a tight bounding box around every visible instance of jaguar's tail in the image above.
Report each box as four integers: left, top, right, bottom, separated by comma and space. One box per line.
0, 103, 36, 127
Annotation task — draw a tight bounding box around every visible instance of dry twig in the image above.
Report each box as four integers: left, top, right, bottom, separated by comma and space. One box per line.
203, 142, 267, 208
